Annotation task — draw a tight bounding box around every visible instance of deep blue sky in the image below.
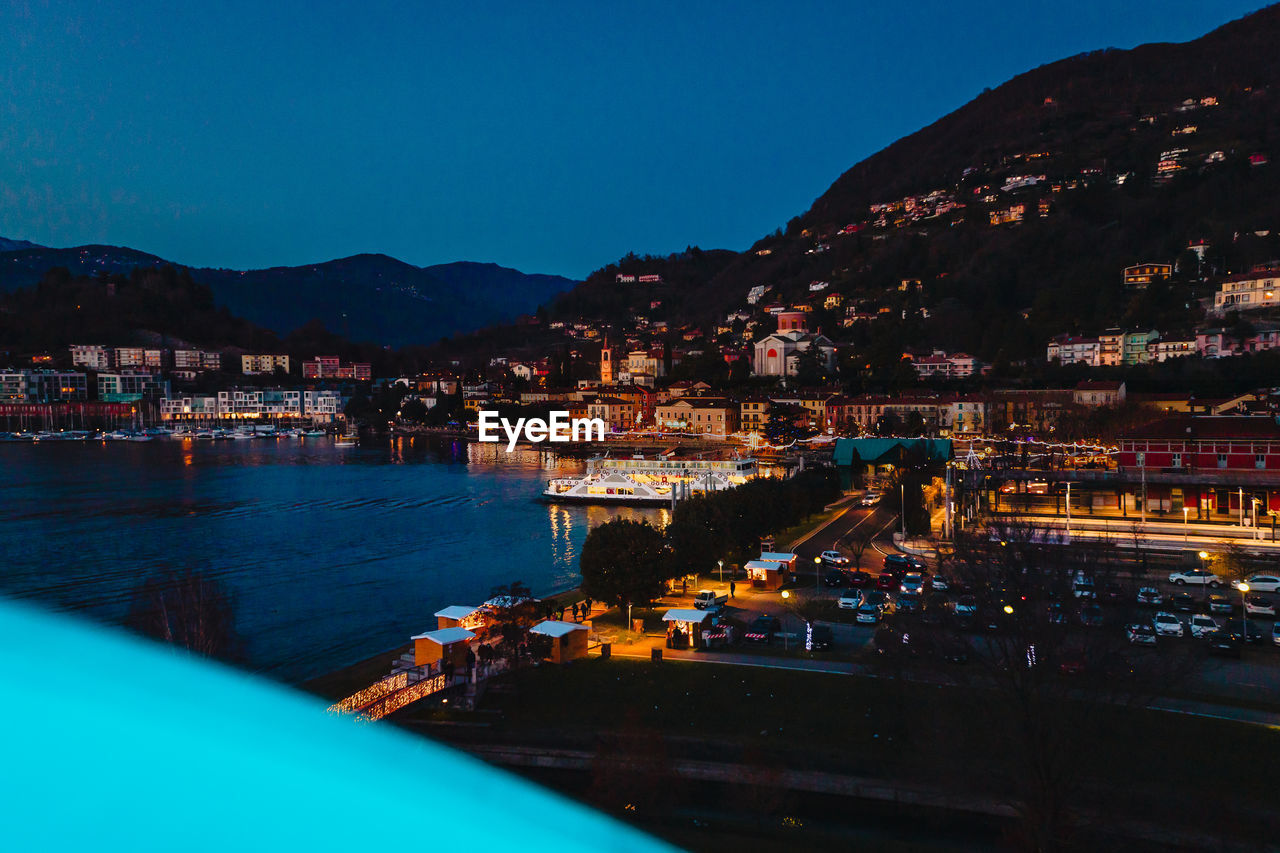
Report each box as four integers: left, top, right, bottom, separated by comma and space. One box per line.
0, 1, 1267, 278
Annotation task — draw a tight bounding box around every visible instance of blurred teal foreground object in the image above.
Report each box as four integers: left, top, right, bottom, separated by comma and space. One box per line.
0, 600, 675, 853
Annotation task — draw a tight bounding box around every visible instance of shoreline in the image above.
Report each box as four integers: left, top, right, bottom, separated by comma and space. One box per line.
300, 584, 590, 701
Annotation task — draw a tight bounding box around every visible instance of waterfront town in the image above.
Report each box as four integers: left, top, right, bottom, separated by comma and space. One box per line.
11, 4, 1280, 850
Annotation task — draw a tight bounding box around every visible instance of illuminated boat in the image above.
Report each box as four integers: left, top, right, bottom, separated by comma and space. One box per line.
543, 451, 756, 505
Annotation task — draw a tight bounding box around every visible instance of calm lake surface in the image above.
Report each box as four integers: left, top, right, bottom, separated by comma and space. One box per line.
0, 436, 665, 683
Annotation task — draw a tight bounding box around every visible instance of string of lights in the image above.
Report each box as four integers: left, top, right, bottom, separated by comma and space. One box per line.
326, 672, 409, 714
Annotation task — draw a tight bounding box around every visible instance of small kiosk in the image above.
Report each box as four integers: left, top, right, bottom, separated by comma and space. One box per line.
410, 626, 475, 669
434, 605, 486, 633
529, 620, 590, 664
759, 551, 799, 573
662, 608, 714, 649
744, 559, 787, 591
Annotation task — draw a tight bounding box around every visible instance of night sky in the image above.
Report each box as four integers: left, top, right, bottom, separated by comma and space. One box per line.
0, 1, 1266, 278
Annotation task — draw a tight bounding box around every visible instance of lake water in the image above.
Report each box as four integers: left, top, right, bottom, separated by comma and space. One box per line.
0, 436, 665, 683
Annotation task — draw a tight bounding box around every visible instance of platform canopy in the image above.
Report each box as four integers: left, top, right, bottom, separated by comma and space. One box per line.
410, 626, 476, 645
529, 620, 588, 638
744, 560, 784, 572
662, 608, 712, 624
759, 551, 797, 563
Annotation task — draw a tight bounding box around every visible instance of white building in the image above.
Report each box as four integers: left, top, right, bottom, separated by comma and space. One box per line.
1046, 335, 1100, 366
751, 331, 835, 377
70, 345, 111, 370
1213, 266, 1280, 313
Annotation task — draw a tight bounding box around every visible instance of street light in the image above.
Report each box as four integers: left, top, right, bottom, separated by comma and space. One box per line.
1239, 581, 1250, 639
1183, 506, 1190, 544
814, 555, 822, 590
718, 559, 725, 582
781, 590, 791, 599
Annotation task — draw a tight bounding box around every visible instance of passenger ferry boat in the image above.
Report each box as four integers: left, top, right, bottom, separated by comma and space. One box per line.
543, 450, 757, 506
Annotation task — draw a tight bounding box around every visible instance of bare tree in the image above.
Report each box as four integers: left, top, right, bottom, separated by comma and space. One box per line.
127, 567, 238, 659
917, 519, 1203, 850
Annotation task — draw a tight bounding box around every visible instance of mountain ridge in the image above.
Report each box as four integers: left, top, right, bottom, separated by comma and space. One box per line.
0, 240, 578, 347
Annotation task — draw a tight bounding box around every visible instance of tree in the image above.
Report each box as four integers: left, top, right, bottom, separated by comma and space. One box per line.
485, 580, 540, 662
126, 568, 238, 659
579, 518, 671, 610
915, 520, 1202, 849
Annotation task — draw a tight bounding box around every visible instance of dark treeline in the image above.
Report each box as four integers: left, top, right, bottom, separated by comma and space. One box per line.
579, 469, 842, 608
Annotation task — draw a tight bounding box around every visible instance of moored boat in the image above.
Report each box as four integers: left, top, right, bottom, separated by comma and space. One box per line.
544, 450, 756, 505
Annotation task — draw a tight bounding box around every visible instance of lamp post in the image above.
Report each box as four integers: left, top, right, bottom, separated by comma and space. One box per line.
1183, 506, 1190, 545
718, 559, 725, 583
900, 482, 906, 538
1239, 581, 1250, 640
814, 555, 821, 590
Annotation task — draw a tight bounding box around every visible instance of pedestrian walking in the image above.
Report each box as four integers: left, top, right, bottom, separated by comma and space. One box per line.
572, 602, 581, 621
681, 577, 688, 594
730, 580, 736, 598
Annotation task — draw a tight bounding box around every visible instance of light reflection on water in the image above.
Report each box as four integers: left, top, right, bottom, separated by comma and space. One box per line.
0, 437, 662, 683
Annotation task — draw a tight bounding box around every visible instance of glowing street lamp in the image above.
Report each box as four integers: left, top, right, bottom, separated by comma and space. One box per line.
1239, 581, 1251, 637
1183, 506, 1190, 544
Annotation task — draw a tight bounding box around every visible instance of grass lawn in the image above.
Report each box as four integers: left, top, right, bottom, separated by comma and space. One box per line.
399, 657, 1280, 830
775, 507, 845, 550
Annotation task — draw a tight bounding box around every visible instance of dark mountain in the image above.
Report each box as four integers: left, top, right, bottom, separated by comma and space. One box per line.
0, 237, 43, 252
0, 242, 577, 347
544, 5, 1280, 364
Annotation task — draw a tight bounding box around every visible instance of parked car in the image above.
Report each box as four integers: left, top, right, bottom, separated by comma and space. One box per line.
953, 595, 978, 618
1169, 569, 1222, 587
875, 572, 898, 590
809, 624, 834, 651
861, 491, 881, 506
1072, 577, 1096, 599
931, 575, 951, 593
1079, 605, 1104, 628
1239, 574, 1280, 593
863, 590, 892, 612
838, 589, 862, 610
1223, 618, 1264, 644
883, 554, 912, 576
1170, 591, 1196, 612
1272, 621, 1280, 647
1101, 582, 1126, 604
900, 572, 927, 595
856, 602, 883, 625
1207, 633, 1243, 658
824, 570, 850, 588
1137, 587, 1163, 606
907, 556, 928, 573
1152, 612, 1184, 637
845, 570, 872, 588
1208, 594, 1233, 614
897, 591, 922, 613
1245, 594, 1276, 617
1126, 623, 1157, 646
1048, 602, 1068, 624
820, 550, 849, 567
1189, 614, 1220, 638
743, 615, 781, 644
